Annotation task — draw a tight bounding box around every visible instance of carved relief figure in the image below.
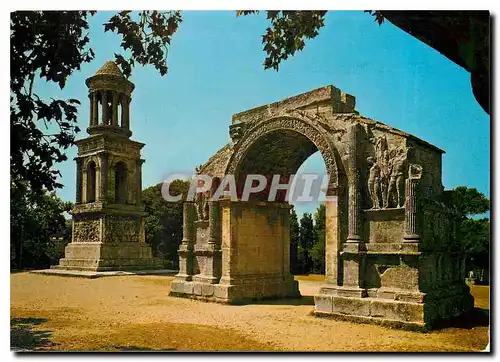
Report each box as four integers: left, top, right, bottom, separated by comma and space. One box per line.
387, 147, 407, 208
368, 137, 408, 209
195, 191, 210, 221
367, 156, 381, 209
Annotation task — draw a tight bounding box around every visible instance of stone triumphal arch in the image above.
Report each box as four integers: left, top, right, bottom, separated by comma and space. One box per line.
170, 85, 474, 329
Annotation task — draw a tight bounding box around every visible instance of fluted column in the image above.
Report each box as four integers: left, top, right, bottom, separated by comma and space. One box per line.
98, 153, 108, 202
208, 202, 219, 245
75, 158, 83, 204
347, 124, 361, 242
208, 179, 220, 245
92, 92, 98, 126
101, 91, 108, 125
175, 201, 195, 280
121, 95, 130, 129
112, 93, 119, 126
404, 164, 423, 242
88, 93, 94, 127
182, 202, 194, 246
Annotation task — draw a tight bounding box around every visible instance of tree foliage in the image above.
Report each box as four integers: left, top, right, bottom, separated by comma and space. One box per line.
11, 11, 94, 193
11, 176, 73, 270
237, 11, 328, 71
297, 212, 314, 274
236, 10, 385, 71
310, 204, 326, 274
453, 186, 490, 219
289, 208, 300, 275
452, 186, 490, 278
290, 205, 326, 275
141, 180, 189, 268
104, 11, 182, 77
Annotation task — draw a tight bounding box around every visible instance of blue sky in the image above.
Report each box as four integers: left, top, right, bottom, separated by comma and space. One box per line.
36, 11, 490, 217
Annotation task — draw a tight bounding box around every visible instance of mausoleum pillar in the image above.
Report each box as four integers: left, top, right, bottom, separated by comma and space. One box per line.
112, 93, 119, 126
88, 93, 95, 127
75, 158, 83, 204
98, 153, 108, 202
92, 92, 99, 126
121, 95, 130, 129
101, 91, 108, 125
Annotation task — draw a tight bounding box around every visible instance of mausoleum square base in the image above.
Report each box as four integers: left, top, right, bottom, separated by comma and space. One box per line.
53, 242, 163, 272
169, 277, 300, 304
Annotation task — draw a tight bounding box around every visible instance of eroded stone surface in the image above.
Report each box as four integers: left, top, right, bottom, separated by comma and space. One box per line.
53, 61, 161, 272
169, 85, 471, 328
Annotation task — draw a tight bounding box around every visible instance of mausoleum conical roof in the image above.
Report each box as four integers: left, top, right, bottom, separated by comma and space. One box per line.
94, 61, 126, 78
85, 60, 135, 94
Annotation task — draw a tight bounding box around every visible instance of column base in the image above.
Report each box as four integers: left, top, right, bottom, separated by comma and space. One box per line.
53, 242, 163, 272
314, 283, 474, 330
170, 275, 300, 304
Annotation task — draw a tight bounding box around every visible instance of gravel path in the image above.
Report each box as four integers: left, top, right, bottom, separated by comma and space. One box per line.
11, 272, 489, 351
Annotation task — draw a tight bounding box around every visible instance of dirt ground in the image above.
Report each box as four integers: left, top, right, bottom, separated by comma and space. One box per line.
10, 272, 490, 352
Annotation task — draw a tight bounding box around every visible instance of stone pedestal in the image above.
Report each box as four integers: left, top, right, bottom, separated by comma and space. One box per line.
53, 203, 162, 272
315, 251, 474, 329
170, 201, 300, 303
314, 204, 474, 329
54, 242, 161, 271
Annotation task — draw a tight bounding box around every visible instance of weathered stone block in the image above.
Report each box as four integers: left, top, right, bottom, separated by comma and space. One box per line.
193, 282, 202, 296
370, 299, 424, 323
202, 283, 215, 297
314, 295, 333, 313
182, 282, 194, 295
332, 296, 370, 316
377, 289, 396, 300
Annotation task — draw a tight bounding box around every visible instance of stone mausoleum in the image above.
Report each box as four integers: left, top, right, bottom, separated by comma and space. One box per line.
53, 61, 160, 272
170, 85, 474, 329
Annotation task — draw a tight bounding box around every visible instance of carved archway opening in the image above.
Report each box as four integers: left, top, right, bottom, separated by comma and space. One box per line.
114, 161, 127, 204
227, 116, 344, 200
222, 116, 347, 286
233, 129, 322, 201
86, 161, 97, 203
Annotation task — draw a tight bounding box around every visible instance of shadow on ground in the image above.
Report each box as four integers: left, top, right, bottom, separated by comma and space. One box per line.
432, 308, 490, 331
11, 317, 55, 351
253, 295, 315, 306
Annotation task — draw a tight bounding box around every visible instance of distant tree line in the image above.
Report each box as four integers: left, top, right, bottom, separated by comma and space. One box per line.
289, 204, 326, 275
11, 176, 73, 270
141, 180, 189, 269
